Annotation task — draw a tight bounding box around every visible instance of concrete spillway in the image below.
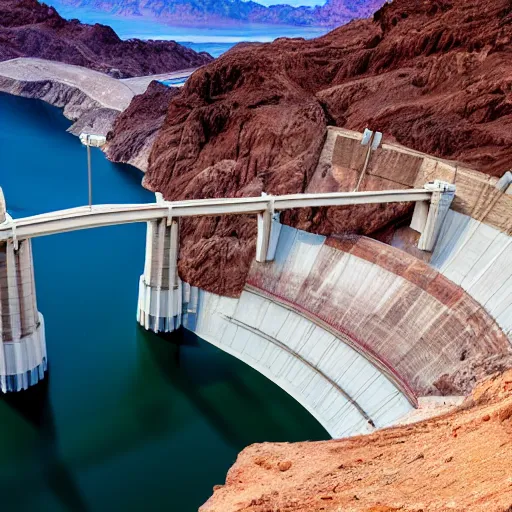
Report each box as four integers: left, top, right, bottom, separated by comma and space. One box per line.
0, 190, 46, 392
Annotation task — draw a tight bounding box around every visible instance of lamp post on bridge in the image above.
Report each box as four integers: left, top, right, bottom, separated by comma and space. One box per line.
79, 133, 107, 209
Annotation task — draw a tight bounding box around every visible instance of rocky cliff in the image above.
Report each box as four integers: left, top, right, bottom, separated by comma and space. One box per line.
139, 0, 512, 295
105, 81, 180, 171
0, 0, 213, 78
200, 369, 512, 511
50, 0, 386, 28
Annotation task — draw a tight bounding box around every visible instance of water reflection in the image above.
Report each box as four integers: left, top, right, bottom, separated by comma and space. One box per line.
0, 378, 88, 511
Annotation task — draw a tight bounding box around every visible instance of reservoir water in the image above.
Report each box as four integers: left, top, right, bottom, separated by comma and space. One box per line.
0, 93, 328, 511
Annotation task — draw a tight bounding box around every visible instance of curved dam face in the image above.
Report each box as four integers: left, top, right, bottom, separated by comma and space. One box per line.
183, 218, 512, 437
192, 288, 412, 439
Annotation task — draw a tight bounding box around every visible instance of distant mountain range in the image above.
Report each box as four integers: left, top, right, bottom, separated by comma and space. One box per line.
49, 0, 387, 27
0, 0, 212, 77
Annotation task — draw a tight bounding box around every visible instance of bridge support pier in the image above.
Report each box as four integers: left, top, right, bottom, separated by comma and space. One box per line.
0, 190, 47, 392
412, 180, 456, 252
256, 209, 282, 263
137, 217, 182, 333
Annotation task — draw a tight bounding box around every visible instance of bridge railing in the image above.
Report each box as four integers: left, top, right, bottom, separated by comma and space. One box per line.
0, 188, 437, 242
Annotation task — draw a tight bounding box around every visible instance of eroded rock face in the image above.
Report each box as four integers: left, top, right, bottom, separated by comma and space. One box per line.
200, 370, 512, 512
144, 0, 512, 295
105, 81, 180, 171
0, 0, 213, 77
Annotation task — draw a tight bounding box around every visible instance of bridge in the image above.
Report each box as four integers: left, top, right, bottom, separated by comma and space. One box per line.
0, 181, 455, 392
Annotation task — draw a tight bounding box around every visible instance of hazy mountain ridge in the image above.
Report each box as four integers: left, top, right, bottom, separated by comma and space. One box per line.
48, 0, 387, 27
0, 0, 213, 76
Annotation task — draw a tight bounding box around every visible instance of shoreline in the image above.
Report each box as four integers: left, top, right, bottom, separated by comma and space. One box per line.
0, 58, 198, 174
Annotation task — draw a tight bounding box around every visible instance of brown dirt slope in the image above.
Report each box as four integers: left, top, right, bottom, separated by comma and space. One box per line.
143, 0, 512, 295
201, 370, 512, 512
0, 0, 213, 77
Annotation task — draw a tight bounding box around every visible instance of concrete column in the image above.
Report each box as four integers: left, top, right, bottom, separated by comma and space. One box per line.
496, 171, 512, 193
416, 180, 456, 252
256, 196, 282, 263
137, 218, 182, 332
0, 188, 47, 392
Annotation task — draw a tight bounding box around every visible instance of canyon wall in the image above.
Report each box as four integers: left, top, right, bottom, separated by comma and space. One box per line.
145, 0, 512, 295
105, 81, 181, 171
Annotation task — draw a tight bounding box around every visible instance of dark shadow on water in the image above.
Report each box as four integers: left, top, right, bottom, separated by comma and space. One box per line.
1, 371, 89, 512
139, 326, 311, 448
138, 326, 253, 450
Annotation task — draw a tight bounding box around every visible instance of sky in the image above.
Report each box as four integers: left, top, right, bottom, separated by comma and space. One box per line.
253, 0, 326, 6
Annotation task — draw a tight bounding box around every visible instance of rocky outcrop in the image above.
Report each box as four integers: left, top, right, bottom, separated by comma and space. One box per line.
142, 0, 512, 295
0, 0, 213, 78
51, 0, 387, 28
105, 81, 180, 171
201, 369, 512, 511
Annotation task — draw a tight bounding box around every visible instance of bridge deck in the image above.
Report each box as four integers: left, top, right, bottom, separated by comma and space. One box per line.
0, 189, 433, 241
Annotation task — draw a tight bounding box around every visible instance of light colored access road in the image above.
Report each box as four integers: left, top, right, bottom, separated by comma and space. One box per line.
0, 188, 433, 242
121, 68, 198, 94
0, 58, 135, 110
0, 58, 199, 110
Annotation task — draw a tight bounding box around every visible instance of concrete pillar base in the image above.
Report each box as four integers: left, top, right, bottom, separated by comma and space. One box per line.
137, 276, 182, 333
0, 313, 47, 393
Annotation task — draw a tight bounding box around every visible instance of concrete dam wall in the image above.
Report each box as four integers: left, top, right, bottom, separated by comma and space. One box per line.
182, 130, 512, 438
183, 221, 511, 438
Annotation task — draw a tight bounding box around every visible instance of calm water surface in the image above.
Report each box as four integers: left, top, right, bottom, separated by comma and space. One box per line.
0, 94, 328, 511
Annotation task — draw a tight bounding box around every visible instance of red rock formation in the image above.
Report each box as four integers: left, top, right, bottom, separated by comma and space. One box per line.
200, 369, 512, 511
105, 81, 180, 170
0, 0, 213, 77
143, 0, 512, 295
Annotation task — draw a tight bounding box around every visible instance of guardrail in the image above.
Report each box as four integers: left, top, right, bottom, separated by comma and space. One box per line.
0, 189, 434, 242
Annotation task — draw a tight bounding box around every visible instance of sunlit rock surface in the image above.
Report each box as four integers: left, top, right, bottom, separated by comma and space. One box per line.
200, 370, 512, 511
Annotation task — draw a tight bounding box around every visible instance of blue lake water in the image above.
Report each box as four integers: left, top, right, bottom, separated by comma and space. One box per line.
47, 3, 328, 57
0, 93, 328, 511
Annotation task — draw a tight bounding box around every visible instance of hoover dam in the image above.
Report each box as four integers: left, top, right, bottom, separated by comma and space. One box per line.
2, 125, 511, 441
1, 0, 512, 508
